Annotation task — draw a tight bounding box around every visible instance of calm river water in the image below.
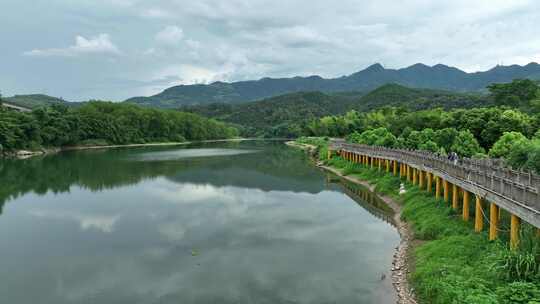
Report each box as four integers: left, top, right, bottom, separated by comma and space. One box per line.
0, 141, 400, 303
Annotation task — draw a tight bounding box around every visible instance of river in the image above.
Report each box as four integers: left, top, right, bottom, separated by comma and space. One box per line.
0, 141, 400, 303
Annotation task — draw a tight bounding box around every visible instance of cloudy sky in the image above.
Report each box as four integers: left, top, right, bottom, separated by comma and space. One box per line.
2, 0, 540, 101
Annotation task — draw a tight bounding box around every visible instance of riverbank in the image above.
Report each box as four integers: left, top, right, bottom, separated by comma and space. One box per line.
290, 141, 417, 304
4, 138, 288, 159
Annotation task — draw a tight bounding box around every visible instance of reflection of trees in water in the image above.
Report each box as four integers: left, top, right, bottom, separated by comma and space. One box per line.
331, 176, 395, 226
0, 142, 325, 213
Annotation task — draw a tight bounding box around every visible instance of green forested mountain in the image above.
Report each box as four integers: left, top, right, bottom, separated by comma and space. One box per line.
182, 91, 365, 137
185, 84, 493, 137
353, 83, 492, 111
3, 94, 70, 109
125, 62, 540, 107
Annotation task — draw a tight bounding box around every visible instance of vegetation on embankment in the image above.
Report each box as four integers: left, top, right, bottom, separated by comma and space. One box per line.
0, 100, 239, 154
302, 80, 540, 172
296, 137, 540, 304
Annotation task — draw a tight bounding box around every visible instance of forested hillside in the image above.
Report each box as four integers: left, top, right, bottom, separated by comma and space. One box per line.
186, 84, 493, 137
352, 83, 492, 111
182, 91, 365, 137
3, 94, 71, 109
126, 62, 540, 107
0, 101, 238, 153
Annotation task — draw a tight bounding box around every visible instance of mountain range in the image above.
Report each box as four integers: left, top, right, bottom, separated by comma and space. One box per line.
125, 62, 540, 108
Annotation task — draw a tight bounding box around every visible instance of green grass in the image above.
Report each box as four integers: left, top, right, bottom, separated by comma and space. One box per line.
302, 140, 540, 304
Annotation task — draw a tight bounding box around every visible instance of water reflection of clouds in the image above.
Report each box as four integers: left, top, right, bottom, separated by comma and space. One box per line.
130, 148, 259, 161
29, 209, 120, 233
10, 178, 399, 303
146, 179, 392, 246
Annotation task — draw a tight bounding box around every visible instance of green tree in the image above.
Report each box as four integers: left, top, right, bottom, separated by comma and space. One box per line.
489, 132, 529, 159
450, 130, 484, 157
488, 79, 539, 107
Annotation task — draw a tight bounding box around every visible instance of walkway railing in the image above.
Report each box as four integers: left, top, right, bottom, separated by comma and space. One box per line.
329, 139, 540, 247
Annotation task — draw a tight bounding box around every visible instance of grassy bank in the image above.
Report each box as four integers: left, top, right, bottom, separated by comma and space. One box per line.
296, 137, 540, 304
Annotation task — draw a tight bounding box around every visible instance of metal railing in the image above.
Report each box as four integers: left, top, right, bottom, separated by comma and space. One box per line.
331, 140, 540, 214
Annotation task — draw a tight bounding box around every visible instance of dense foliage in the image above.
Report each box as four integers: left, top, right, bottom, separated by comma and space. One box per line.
183, 91, 364, 137
349, 83, 492, 111
0, 101, 238, 152
186, 84, 493, 137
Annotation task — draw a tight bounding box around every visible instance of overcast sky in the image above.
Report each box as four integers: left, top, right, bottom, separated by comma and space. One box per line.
1, 0, 540, 101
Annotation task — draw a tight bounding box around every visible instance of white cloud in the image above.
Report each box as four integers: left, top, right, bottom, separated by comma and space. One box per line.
5, 0, 540, 100
155, 26, 184, 45
29, 209, 120, 233
24, 34, 120, 57
141, 8, 173, 19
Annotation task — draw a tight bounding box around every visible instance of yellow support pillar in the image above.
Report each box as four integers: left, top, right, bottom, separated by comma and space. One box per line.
435, 177, 441, 200
378, 158, 382, 171
443, 180, 449, 203
412, 168, 417, 185
475, 196, 484, 232
489, 203, 499, 241
462, 190, 470, 221
419, 170, 424, 189
370, 157, 374, 168
427, 172, 432, 193
510, 214, 520, 250
393, 160, 398, 176
452, 184, 459, 210
386, 159, 390, 172
327, 149, 332, 160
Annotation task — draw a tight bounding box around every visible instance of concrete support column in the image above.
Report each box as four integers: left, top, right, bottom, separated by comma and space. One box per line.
435, 176, 441, 200
452, 184, 459, 210
462, 190, 470, 221
510, 214, 521, 250
427, 172, 432, 193
475, 196, 484, 232
443, 180, 449, 203
489, 202, 499, 241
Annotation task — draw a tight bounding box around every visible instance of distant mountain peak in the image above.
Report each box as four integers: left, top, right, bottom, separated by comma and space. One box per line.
408, 63, 430, 68
364, 63, 385, 71
124, 62, 540, 108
